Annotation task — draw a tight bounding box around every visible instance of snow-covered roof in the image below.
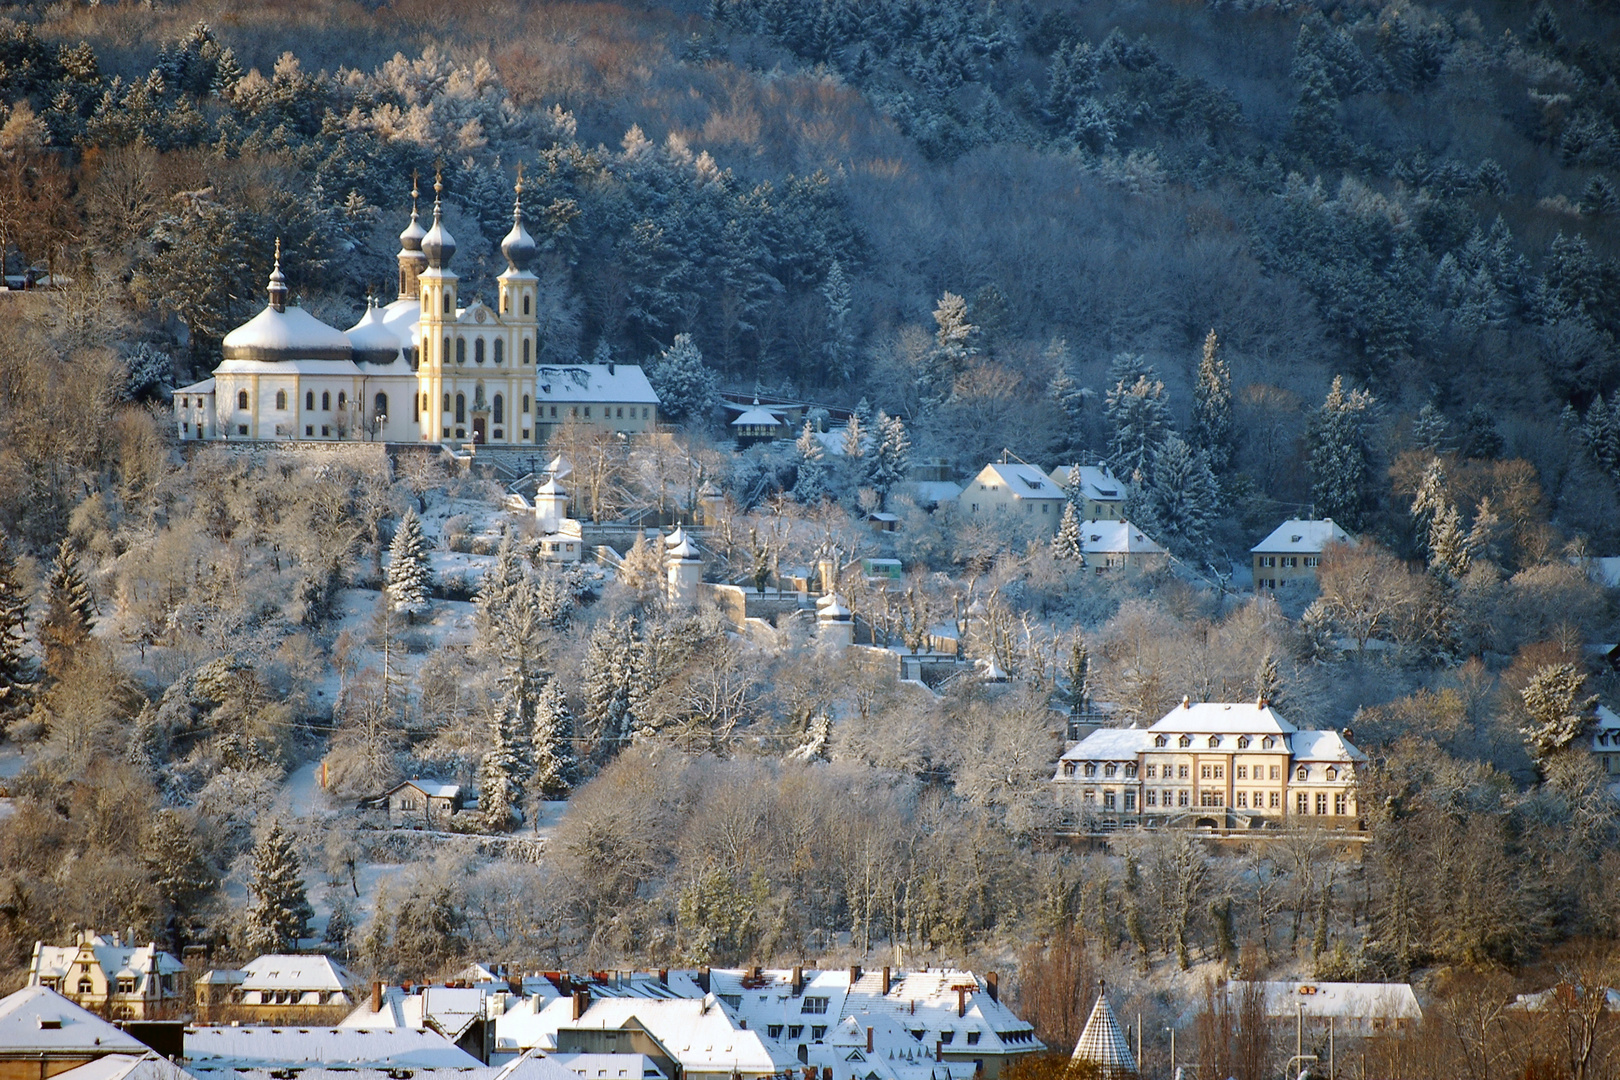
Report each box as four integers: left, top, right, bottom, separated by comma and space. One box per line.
1228, 982, 1421, 1022
549, 1053, 666, 1080
240, 954, 357, 993
1251, 518, 1353, 554
1057, 729, 1154, 769
212, 358, 363, 378
732, 403, 783, 427
380, 296, 422, 341
1290, 730, 1367, 763
1510, 985, 1620, 1013
174, 379, 215, 396
495, 995, 793, 1076
1071, 988, 1135, 1077
1080, 520, 1165, 555
48, 1053, 194, 1080
1591, 705, 1620, 752
973, 462, 1063, 499
0, 986, 147, 1055
1148, 701, 1298, 735
535, 365, 659, 405
31, 936, 185, 990
342, 986, 485, 1041
1050, 465, 1124, 502
346, 303, 404, 363
387, 780, 463, 800
907, 481, 963, 505
183, 1026, 481, 1070
222, 304, 354, 362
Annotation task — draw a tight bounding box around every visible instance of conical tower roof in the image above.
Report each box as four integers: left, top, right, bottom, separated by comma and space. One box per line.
1072, 983, 1137, 1079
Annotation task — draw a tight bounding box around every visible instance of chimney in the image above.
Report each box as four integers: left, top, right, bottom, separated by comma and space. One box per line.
792, 967, 804, 996
866, 1028, 873, 1054
849, 965, 862, 986
984, 973, 998, 1004
697, 967, 711, 994
751, 965, 762, 981
572, 989, 590, 1020
658, 970, 669, 986
935, 1041, 942, 1062
507, 975, 523, 996
881, 968, 891, 996
372, 982, 383, 1013
957, 987, 967, 1017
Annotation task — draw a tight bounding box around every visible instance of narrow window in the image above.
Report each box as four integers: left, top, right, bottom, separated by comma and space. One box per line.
456, 338, 466, 365
413, 396, 420, 421
523, 394, 531, 413
275, 389, 287, 410
323, 391, 331, 411
493, 394, 504, 424
443, 337, 450, 364
443, 393, 451, 412
305, 391, 314, 410
237, 390, 249, 409
523, 338, 531, 364
494, 340, 504, 365
475, 338, 485, 364
337, 391, 347, 411
375, 392, 388, 417
443, 292, 451, 314
455, 394, 466, 423
523, 294, 531, 315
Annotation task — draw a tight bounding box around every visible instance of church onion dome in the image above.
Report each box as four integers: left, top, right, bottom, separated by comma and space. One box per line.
501, 168, 536, 273
398, 178, 427, 256
222, 243, 353, 361
420, 171, 456, 269
346, 301, 403, 364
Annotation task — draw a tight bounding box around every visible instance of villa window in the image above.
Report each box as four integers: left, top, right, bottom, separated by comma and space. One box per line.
1236, 791, 1248, 808
117, 978, 136, 994
1177, 765, 1189, 779
1262, 736, 1275, 749
1154, 735, 1167, 748
1201, 764, 1212, 780
1123, 791, 1136, 810
79, 978, 94, 995
1104, 763, 1116, 777
1124, 763, 1137, 778
1208, 735, 1220, 748
1296, 766, 1308, 782
237, 390, 249, 409
1237, 765, 1248, 779
1146, 790, 1157, 806
1335, 793, 1347, 815
1326, 766, 1338, 781
802, 997, 829, 1015
1270, 766, 1280, 780
1083, 763, 1097, 778
1177, 790, 1189, 807
1062, 762, 1076, 776
1270, 792, 1280, 808
1237, 736, 1250, 749
1145, 764, 1157, 778
1297, 793, 1309, 814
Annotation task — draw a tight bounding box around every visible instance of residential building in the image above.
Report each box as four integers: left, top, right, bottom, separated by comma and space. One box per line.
729, 400, 789, 448
1590, 704, 1620, 782
174, 176, 657, 447
1224, 982, 1421, 1036
183, 1026, 481, 1073
28, 933, 187, 1020
341, 984, 495, 1063
1054, 700, 1366, 829
1251, 518, 1352, 589
363, 779, 466, 826
1048, 465, 1126, 521
960, 462, 1065, 534
1079, 520, 1168, 573
0, 986, 150, 1080
197, 955, 358, 1021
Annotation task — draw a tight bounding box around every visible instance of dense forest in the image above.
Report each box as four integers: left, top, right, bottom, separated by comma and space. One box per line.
0, 1, 1619, 1076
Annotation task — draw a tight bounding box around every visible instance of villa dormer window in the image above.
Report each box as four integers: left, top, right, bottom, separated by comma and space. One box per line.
1326, 766, 1338, 781
1154, 735, 1168, 748
1296, 766, 1308, 781
1124, 763, 1137, 778
1262, 736, 1275, 749
1083, 763, 1097, 778
1178, 735, 1192, 748
1063, 761, 1076, 776
1237, 736, 1250, 749
1104, 763, 1117, 777
1208, 735, 1221, 748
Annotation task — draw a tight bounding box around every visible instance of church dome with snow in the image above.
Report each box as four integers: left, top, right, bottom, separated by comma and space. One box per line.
221, 251, 354, 362
345, 302, 403, 364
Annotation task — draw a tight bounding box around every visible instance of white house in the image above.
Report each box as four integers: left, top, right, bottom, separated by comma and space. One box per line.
1225, 981, 1421, 1036
1080, 520, 1168, 572
197, 955, 359, 1019
960, 461, 1065, 534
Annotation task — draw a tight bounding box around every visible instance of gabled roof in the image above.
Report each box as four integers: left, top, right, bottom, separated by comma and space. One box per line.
342, 986, 485, 1042
48, 1053, 195, 1080
183, 1026, 481, 1069
388, 780, 463, 800
1057, 729, 1154, 768
1148, 701, 1297, 735
240, 954, 357, 993
1290, 730, 1367, 763
732, 403, 783, 427
1050, 465, 1124, 502
534, 365, 659, 405
1080, 520, 1165, 555
1071, 988, 1135, 1077
174, 379, 215, 395
0, 986, 147, 1056
1251, 518, 1353, 554
32, 937, 185, 987
973, 463, 1063, 499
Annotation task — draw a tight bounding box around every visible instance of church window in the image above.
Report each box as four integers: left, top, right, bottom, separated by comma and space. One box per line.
375, 393, 388, 418
237, 390, 249, 410
523, 294, 531, 315
456, 338, 466, 365
455, 394, 466, 424
337, 392, 347, 412
523, 338, 531, 364
443, 292, 451, 314
494, 340, 504, 365
523, 395, 531, 413
413, 396, 420, 422
493, 394, 504, 424
443, 337, 449, 364
238, 425, 249, 436
275, 390, 286, 410
306, 391, 314, 410
444, 394, 451, 412
322, 391, 331, 411
475, 338, 485, 364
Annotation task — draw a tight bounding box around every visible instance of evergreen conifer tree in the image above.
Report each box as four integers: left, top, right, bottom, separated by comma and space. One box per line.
1308, 376, 1376, 530
1052, 502, 1085, 563
0, 534, 35, 727
1148, 434, 1219, 556
1519, 663, 1596, 765
647, 334, 717, 423
1428, 503, 1472, 582
245, 822, 312, 954
822, 261, 854, 382
1190, 330, 1234, 475
865, 412, 911, 506
1065, 639, 1091, 718
478, 694, 526, 831
583, 617, 638, 748
1411, 403, 1451, 452
793, 421, 829, 503
386, 509, 433, 620
1255, 653, 1283, 708
531, 675, 578, 801
1105, 354, 1171, 482
1457, 404, 1503, 460
38, 537, 93, 680
843, 398, 871, 460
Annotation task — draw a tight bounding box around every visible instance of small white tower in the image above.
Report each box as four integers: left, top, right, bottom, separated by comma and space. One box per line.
816, 592, 853, 651
698, 480, 724, 527
666, 532, 703, 608
534, 477, 569, 533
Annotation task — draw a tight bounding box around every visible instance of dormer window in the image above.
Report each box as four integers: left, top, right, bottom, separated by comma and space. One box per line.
1104, 763, 1117, 777
1063, 761, 1076, 776
1262, 736, 1275, 749
1083, 763, 1097, 778
1296, 766, 1308, 781
1237, 736, 1250, 749
1178, 735, 1192, 748
1124, 763, 1137, 778
1208, 735, 1221, 748
1326, 767, 1338, 781
1154, 735, 1168, 748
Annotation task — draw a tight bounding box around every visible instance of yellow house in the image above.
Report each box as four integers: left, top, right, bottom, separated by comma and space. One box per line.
1251, 518, 1352, 589
1048, 464, 1126, 520
961, 461, 1065, 534
27, 933, 186, 1020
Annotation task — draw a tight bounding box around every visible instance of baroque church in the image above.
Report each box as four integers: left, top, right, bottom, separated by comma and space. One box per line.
173, 173, 659, 446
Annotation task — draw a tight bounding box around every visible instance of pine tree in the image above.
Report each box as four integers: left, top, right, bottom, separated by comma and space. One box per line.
647, 334, 717, 423
1255, 653, 1283, 708
1105, 354, 1171, 482
1190, 330, 1234, 475
475, 529, 525, 646
1308, 376, 1376, 530
1581, 175, 1618, 218
866, 411, 911, 506
1064, 639, 1091, 717
822, 260, 854, 382
1519, 663, 1596, 764
0, 534, 35, 727
1410, 457, 1450, 536
38, 537, 93, 680
1457, 403, 1504, 460
923, 291, 977, 401
478, 695, 526, 831
793, 420, 829, 503
531, 675, 579, 801
1052, 502, 1085, 563
386, 509, 433, 619
1148, 434, 1219, 556
245, 822, 312, 954
583, 617, 638, 747
1411, 403, 1451, 452
1428, 502, 1472, 582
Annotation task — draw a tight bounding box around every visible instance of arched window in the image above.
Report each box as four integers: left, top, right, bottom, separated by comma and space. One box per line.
493, 339, 504, 365
1178, 735, 1192, 748
523, 338, 531, 364
275, 390, 287, 410
1208, 735, 1221, 748
375, 392, 388, 417
237, 390, 249, 409
456, 338, 466, 365
443, 292, 451, 314
1154, 735, 1167, 748
475, 338, 485, 364
493, 394, 504, 424
455, 394, 466, 423
413, 395, 420, 421
443, 393, 451, 412
322, 391, 331, 411
522, 394, 531, 413
337, 391, 347, 411
1296, 766, 1308, 781
443, 337, 450, 364
523, 294, 531, 315
305, 391, 314, 410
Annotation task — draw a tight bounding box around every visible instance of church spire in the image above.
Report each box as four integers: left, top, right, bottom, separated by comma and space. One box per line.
421, 164, 457, 270
500, 162, 536, 274
267, 237, 287, 313
397, 171, 428, 301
